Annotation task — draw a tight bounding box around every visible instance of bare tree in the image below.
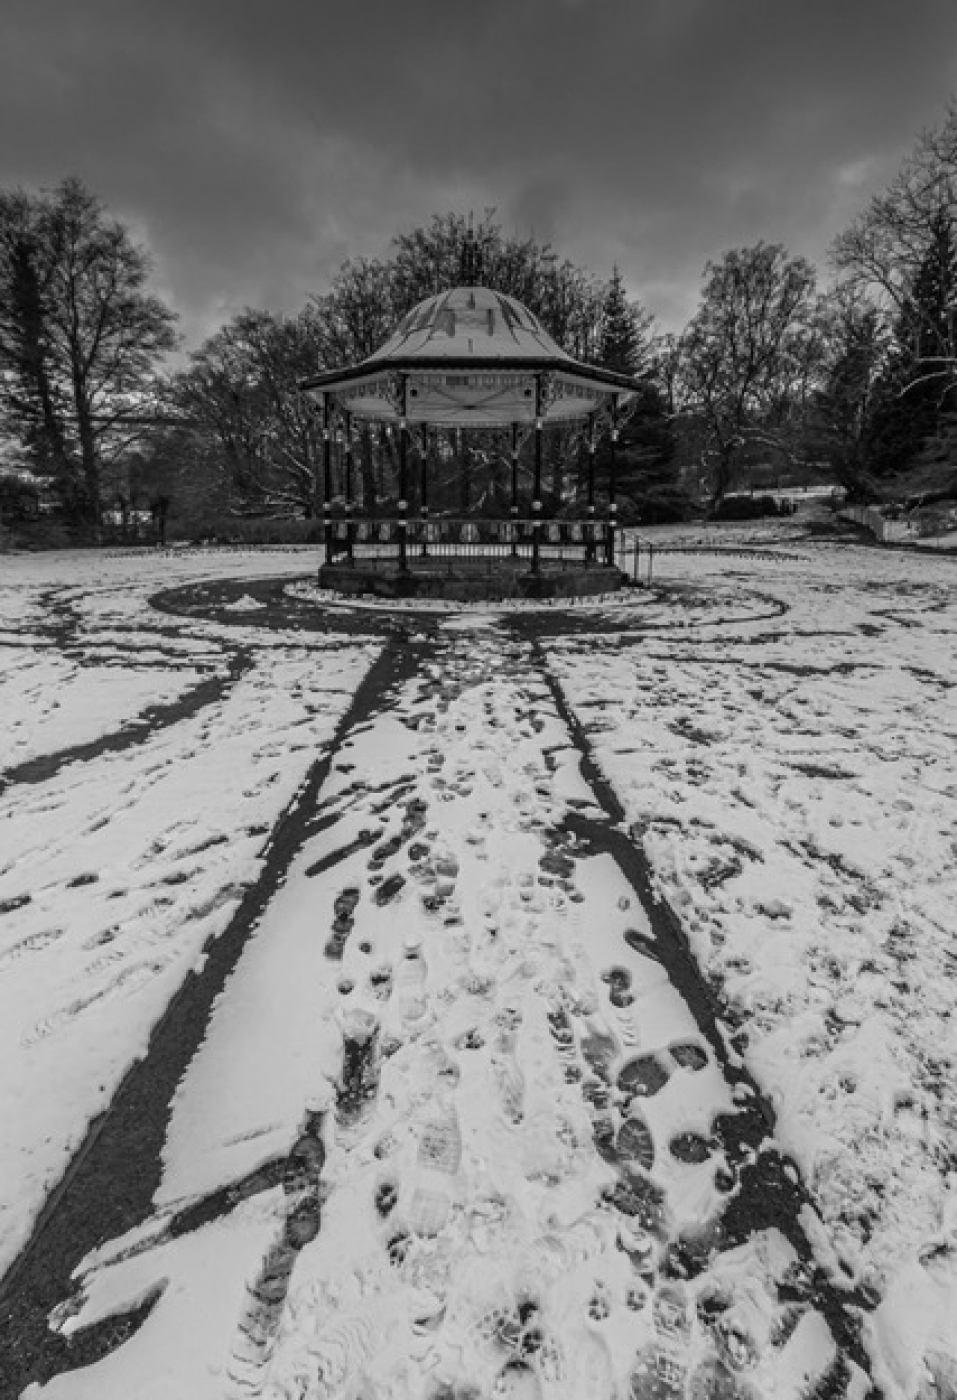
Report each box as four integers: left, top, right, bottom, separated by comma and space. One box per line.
0, 178, 177, 527
676, 243, 821, 506
315, 212, 613, 360
307, 260, 401, 365
171, 309, 324, 516
833, 105, 957, 378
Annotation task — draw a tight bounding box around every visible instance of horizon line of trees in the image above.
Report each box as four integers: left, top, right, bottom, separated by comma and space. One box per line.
5, 101, 957, 537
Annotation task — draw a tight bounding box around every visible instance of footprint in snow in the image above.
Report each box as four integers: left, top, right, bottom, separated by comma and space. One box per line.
326, 886, 360, 958
0, 927, 64, 965
617, 1039, 709, 1100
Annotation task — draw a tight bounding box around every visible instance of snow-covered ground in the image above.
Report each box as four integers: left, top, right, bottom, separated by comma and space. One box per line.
1, 537, 955, 1399
0, 549, 378, 1275
547, 539, 957, 1397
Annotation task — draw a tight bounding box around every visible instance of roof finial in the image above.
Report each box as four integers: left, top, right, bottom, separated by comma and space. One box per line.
459, 216, 482, 286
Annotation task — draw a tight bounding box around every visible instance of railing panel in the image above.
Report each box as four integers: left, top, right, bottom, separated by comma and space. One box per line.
322, 517, 616, 566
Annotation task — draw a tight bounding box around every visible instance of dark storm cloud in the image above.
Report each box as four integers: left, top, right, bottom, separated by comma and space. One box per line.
3, 0, 957, 349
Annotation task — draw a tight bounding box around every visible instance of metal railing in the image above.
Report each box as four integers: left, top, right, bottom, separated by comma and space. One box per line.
615, 529, 656, 585
322, 516, 616, 567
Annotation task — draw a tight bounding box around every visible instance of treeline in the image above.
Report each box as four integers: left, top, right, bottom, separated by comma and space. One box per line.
4, 103, 957, 538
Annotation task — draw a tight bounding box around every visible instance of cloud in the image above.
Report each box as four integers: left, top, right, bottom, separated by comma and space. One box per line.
508, 176, 569, 248
2, 0, 957, 347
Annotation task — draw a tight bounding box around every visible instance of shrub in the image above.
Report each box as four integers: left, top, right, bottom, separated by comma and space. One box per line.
712, 494, 783, 521
171, 515, 322, 546
0, 518, 84, 550
0, 475, 40, 521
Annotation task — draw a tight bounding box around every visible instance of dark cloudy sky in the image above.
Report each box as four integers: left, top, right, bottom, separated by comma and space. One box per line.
3, 0, 957, 353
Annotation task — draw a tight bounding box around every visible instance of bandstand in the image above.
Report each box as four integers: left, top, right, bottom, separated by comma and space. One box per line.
301, 259, 638, 601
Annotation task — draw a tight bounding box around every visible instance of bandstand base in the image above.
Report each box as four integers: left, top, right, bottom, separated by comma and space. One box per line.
319, 556, 626, 602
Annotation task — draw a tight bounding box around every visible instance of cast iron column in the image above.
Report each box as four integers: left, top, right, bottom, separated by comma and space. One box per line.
607, 397, 619, 567
419, 424, 429, 557
510, 422, 520, 556
343, 411, 354, 561
586, 411, 597, 563
322, 394, 333, 565
398, 375, 409, 573
532, 377, 543, 576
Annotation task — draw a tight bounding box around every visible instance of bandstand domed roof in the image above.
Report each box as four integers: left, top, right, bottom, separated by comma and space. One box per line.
301, 283, 638, 427
372, 286, 573, 364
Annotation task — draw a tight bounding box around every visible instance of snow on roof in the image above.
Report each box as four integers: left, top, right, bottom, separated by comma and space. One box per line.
369, 286, 574, 364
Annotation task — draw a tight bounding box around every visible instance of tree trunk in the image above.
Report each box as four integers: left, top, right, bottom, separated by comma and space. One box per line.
72, 371, 101, 538
708, 444, 735, 512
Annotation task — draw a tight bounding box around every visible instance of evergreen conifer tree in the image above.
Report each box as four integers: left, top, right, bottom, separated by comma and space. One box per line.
590, 273, 684, 521
598, 267, 644, 377
866, 214, 957, 478
813, 300, 886, 499
898, 210, 957, 365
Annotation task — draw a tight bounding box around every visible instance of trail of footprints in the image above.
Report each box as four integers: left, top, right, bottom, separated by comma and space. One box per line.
229, 635, 861, 1400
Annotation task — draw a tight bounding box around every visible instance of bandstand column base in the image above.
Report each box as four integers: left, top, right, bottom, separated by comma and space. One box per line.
318, 558, 626, 603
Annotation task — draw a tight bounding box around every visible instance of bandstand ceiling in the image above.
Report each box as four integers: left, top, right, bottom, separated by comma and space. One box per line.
301, 285, 637, 427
